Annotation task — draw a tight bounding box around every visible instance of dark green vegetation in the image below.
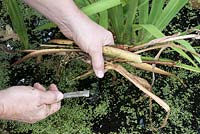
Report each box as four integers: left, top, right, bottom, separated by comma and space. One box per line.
0, 0, 200, 133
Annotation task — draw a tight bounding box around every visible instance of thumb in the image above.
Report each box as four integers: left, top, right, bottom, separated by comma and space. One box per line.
39, 90, 63, 105
89, 47, 104, 78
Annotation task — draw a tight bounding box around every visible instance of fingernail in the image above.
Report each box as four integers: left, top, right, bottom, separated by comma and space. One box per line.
95, 71, 104, 78
57, 92, 64, 101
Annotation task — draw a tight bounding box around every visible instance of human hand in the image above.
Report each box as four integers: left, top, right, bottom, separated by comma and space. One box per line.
60, 17, 114, 78
23, 0, 114, 78
0, 83, 63, 123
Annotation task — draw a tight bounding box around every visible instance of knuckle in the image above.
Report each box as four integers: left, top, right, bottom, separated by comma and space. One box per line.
103, 31, 114, 45
39, 93, 45, 103
107, 31, 113, 38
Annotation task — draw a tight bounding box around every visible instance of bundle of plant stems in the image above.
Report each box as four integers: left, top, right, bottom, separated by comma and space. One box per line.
12, 32, 200, 129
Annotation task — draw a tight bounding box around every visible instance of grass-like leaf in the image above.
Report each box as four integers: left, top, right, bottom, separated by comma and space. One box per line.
109, 5, 124, 43
143, 0, 188, 42
99, 10, 109, 29
82, 0, 121, 16
176, 40, 200, 64
138, 0, 149, 41
138, 0, 149, 24
148, 0, 165, 24
155, 0, 188, 31
123, 0, 138, 43
34, 22, 57, 31
139, 24, 198, 67
35, 0, 122, 31
4, 0, 29, 49
176, 63, 200, 73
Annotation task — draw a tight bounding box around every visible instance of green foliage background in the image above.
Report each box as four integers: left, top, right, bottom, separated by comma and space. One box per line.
0, 0, 200, 133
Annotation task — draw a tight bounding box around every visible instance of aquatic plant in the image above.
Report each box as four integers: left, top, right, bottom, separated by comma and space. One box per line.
1, 0, 200, 133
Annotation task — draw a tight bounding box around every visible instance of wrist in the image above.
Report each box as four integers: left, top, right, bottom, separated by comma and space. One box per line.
24, 0, 89, 29
57, 1, 92, 31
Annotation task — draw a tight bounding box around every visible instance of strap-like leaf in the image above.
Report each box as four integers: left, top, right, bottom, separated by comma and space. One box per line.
4, 0, 29, 49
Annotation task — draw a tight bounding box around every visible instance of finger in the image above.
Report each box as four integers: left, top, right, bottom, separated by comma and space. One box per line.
39, 90, 63, 105
36, 104, 50, 120
104, 31, 115, 46
89, 46, 104, 78
38, 102, 61, 119
49, 84, 58, 91
34, 83, 46, 91
47, 102, 61, 116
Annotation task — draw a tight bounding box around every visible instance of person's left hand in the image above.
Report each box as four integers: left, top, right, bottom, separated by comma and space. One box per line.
23, 0, 114, 78
59, 17, 114, 78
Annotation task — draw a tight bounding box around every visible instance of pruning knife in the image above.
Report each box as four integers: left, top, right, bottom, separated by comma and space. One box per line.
63, 90, 90, 99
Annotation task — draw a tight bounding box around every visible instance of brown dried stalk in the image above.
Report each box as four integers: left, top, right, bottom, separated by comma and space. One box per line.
0, 25, 19, 41
105, 62, 170, 129
133, 43, 200, 62
48, 39, 74, 44
13, 49, 81, 65
13, 34, 199, 130
129, 34, 200, 51
14, 46, 142, 65
73, 62, 170, 129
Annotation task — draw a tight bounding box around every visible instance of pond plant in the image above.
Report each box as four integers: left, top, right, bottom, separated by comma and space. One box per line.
0, 0, 200, 133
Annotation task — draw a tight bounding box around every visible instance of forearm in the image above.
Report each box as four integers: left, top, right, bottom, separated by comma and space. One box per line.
23, 0, 90, 30
23, 0, 114, 78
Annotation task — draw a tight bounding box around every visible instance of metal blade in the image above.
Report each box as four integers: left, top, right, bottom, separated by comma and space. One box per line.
63, 90, 90, 99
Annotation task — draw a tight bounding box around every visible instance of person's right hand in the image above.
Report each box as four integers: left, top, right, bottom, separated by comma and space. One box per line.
0, 83, 63, 123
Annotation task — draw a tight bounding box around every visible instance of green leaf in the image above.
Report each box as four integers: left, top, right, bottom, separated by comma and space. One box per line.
4, 0, 29, 49
123, 0, 138, 43
155, 0, 188, 31
139, 24, 164, 37
35, 0, 122, 31
138, 0, 149, 41
143, 0, 187, 42
148, 0, 165, 24
139, 24, 198, 67
176, 63, 200, 73
99, 10, 109, 29
138, 0, 149, 24
172, 47, 198, 67
34, 22, 57, 31
82, 0, 122, 16
176, 40, 200, 65
109, 5, 124, 43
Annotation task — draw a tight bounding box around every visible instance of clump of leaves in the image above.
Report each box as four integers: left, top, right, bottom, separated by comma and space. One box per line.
1, 0, 200, 133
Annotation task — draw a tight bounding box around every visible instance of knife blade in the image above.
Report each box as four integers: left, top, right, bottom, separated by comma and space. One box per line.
63, 90, 90, 99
